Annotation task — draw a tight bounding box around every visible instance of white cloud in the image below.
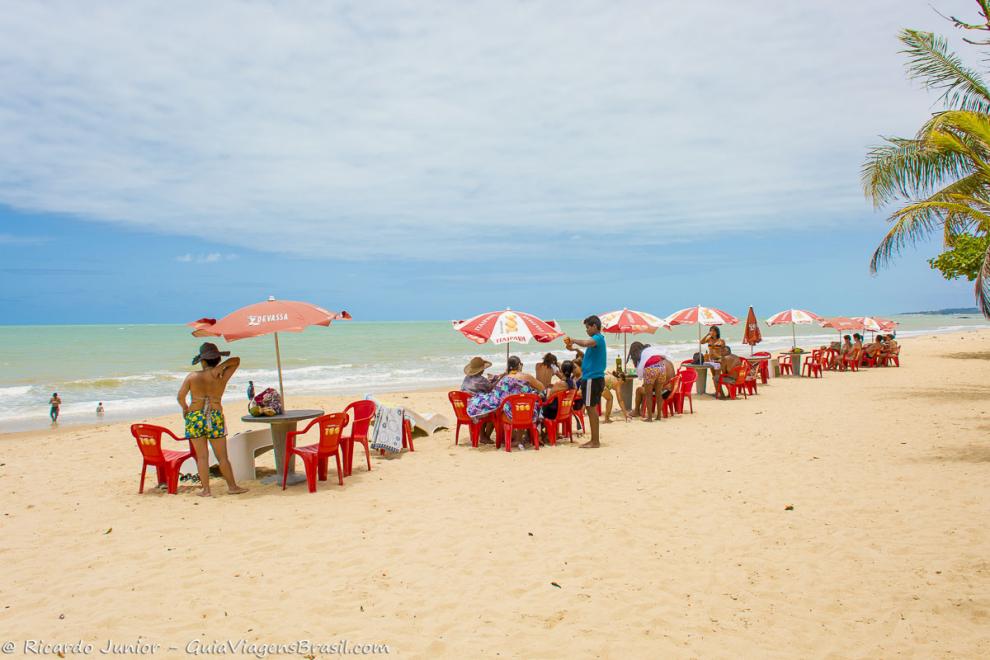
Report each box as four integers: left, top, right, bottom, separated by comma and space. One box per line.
0, 233, 50, 245
0, 0, 979, 259
176, 252, 236, 264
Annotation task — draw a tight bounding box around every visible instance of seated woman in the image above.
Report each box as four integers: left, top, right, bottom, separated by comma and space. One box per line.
700, 326, 727, 362
467, 356, 545, 446
542, 360, 579, 420
879, 334, 899, 361
628, 341, 675, 422
839, 335, 853, 356
864, 335, 885, 362
535, 353, 560, 388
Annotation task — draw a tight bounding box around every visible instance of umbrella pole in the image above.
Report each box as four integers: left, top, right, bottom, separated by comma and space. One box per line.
792, 323, 796, 350
274, 331, 285, 406
624, 333, 628, 365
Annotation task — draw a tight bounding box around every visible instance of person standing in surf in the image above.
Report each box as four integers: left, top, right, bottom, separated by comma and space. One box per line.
48, 392, 61, 423
177, 342, 247, 497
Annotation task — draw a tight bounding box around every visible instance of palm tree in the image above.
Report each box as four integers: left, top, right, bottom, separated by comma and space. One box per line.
863, 25, 990, 316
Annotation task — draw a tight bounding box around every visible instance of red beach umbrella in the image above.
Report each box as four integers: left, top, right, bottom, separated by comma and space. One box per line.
665, 305, 739, 354
819, 316, 860, 343
452, 308, 563, 360
742, 306, 763, 353
598, 308, 670, 361
765, 308, 822, 349
189, 296, 351, 402
850, 316, 897, 333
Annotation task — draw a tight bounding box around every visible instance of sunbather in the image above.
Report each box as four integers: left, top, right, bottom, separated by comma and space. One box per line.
177, 342, 247, 497
543, 360, 579, 420
864, 335, 884, 361
879, 334, 899, 362
535, 353, 560, 388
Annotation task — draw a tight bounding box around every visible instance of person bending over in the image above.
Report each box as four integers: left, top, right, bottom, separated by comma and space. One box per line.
628, 342, 675, 422
177, 342, 247, 497
601, 370, 631, 423
563, 315, 606, 448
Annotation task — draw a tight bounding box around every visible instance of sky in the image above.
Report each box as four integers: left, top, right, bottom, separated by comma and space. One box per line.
0, 0, 984, 324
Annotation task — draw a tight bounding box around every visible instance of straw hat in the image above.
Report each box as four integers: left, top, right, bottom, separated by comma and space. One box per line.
192, 341, 230, 365
463, 356, 492, 376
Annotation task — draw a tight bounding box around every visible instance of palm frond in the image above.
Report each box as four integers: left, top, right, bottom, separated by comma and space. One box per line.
922, 110, 990, 159
861, 136, 971, 207
870, 198, 990, 273
900, 29, 990, 112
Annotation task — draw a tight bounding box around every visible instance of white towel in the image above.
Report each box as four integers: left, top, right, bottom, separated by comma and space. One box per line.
370, 404, 405, 453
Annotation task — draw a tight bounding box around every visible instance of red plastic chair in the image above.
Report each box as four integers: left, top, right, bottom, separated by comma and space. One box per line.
132, 424, 194, 495
737, 359, 759, 395
802, 350, 824, 378
341, 400, 375, 476
881, 346, 900, 367
778, 354, 793, 376
660, 373, 683, 418
541, 389, 576, 445
717, 361, 750, 400
448, 391, 494, 448
752, 351, 771, 383
283, 412, 349, 493
841, 348, 861, 372
673, 369, 697, 414
495, 393, 541, 452
378, 418, 415, 456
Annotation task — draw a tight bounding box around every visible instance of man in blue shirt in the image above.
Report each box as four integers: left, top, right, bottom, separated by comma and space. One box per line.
564, 315, 606, 448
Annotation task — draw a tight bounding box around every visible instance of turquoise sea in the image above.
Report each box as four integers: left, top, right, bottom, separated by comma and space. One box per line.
1, 314, 986, 432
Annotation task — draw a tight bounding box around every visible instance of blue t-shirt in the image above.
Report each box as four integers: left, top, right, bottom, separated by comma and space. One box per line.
582, 333, 607, 380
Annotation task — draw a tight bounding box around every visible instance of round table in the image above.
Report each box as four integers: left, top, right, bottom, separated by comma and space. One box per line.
618, 372, 637, 410
680, 363, 719, 395
241, 409, 324, 486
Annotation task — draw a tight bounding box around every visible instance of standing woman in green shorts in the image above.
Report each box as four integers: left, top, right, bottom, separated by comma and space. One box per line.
177, 342, 247, 497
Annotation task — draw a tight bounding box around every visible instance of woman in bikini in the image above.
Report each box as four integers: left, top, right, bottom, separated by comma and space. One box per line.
628, 342, 675, 422
177, 342, 247, 497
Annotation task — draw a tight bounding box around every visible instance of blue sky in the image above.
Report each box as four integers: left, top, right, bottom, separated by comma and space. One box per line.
0, 0, 982, 324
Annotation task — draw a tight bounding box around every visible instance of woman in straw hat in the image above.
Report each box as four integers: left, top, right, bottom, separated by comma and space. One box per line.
461, 356, 495, 395
177, 342, 248, 497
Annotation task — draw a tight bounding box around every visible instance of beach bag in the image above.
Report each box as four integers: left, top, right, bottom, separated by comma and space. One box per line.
249, 387, 283, 417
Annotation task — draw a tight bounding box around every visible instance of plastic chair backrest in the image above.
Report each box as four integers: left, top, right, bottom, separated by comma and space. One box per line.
753, 351, 770, 358
667, 373, 682, 394
503, 393, 540, 425
132, 424, 169, 462
448, 391, 473, 423
344, 400, 376, 439
679, 369, 697, 390
316, 413, 349, 453
558, 389, 576, 418
736, 360, 750, 381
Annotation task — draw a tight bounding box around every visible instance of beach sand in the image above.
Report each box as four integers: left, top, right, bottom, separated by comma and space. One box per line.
1, 331, 988, 658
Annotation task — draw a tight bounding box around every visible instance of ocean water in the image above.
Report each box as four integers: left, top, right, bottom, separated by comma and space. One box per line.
1, 314, 986, 432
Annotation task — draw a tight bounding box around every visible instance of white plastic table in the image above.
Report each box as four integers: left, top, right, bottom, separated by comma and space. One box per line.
241, 409, 324, 485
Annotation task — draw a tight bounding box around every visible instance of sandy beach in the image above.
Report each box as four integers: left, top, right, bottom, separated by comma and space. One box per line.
1, 330, 988, 658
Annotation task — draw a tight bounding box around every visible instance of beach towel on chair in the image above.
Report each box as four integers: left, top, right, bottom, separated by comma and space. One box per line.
370, 404, 405, 453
